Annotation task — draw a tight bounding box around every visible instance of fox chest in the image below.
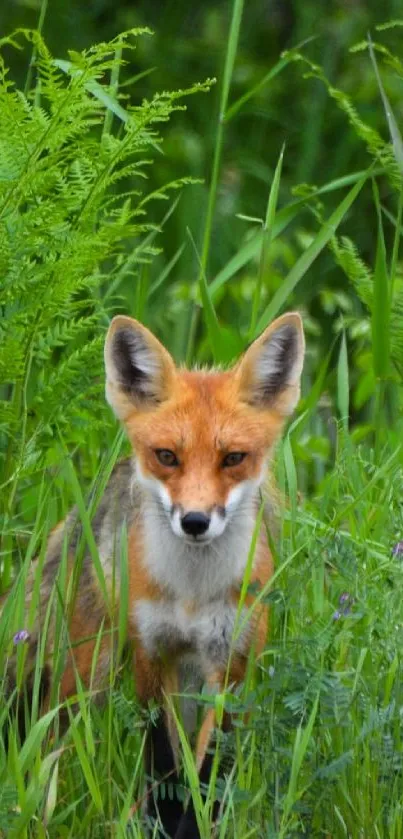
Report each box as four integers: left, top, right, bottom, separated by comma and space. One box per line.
133, 597, 249, 668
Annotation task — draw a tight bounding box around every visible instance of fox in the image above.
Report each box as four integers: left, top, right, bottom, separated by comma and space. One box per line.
1, 311, 305, 838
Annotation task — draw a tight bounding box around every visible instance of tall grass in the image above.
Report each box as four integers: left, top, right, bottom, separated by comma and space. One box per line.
1, 10, 403, 839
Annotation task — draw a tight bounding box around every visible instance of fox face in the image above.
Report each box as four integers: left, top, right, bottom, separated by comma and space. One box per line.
104, 313, 304, 545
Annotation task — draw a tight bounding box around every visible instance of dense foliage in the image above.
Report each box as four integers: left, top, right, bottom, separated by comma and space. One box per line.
1, 4, 403, 837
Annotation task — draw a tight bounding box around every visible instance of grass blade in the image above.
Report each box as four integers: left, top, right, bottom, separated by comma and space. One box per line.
225, 51, 298, 122
210, 204, 298, 299
368, 33, 403, 175
337, 330, 349, 432
210, 169, 375, 301
197, 0, 244, 274
249, 144, 284, 336
19, 708, 60, 774
281, 693, 320, 830
69, 719, 104, 813
186, 0, 244, 362
117, 521, 129, 661
187, 227, 222, 362
225, 37, 317, 121
149, 242, 186, 298
283, 432, 298, 540
372, 180, 390, 455
254, 173, 367, 336
372, 181, 390, 380
390, 184, 403, 302
63, 457, 109, 602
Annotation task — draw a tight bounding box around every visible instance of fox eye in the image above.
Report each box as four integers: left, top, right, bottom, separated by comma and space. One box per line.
222, 452, 247, 468
155, 448, 179, 467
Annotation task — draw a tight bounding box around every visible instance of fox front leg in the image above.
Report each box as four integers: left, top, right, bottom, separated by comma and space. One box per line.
134, 645, 184, 837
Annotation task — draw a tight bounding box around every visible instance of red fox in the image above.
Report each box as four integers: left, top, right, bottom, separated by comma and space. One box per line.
1, 312, 304, 838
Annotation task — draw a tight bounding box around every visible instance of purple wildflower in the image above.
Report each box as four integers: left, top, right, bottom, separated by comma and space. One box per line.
13, 629, 30, 645
333, 592, 355, 621
392, 541, 403, 557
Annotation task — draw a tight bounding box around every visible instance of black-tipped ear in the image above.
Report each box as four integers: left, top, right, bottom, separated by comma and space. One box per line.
237, 313, 305, 416
104, 317, 175, 420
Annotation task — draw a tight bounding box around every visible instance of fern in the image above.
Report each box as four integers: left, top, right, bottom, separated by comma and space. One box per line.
330, 235, 403, 363
0, 30, 212, 537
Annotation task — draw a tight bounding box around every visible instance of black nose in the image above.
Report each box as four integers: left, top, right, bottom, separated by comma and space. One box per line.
181, 512, 210, 537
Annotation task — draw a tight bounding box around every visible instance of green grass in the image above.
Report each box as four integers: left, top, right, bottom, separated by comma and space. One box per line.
1, 7, 403, 839
2, 428, 403, 838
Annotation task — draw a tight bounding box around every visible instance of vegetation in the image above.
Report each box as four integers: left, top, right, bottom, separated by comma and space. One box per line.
1, 1, 403, 836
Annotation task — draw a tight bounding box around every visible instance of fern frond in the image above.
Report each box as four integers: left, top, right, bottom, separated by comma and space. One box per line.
0, 29, 213, 500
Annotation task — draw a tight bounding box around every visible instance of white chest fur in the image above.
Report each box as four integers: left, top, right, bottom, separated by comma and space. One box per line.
134, 597, 250, 672
134, 481, 259, 675
140, 497, 257, 603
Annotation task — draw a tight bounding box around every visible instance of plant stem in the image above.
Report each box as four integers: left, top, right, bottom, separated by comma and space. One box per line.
186, 0, 244, 363
24, 0, 49, 95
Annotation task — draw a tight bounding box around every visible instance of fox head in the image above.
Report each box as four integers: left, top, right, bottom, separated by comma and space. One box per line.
104, 314, 304, 545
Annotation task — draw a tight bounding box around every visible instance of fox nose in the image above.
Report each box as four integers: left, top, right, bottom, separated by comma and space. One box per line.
181, 512, 210, 538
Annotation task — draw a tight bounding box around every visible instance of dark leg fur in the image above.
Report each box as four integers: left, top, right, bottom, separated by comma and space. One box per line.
174, 750, 220, 839
145, 709, 184, 838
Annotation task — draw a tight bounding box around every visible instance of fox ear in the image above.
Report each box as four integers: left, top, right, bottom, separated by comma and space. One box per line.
237, 312, 305, 416
104, 316, 175, 420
